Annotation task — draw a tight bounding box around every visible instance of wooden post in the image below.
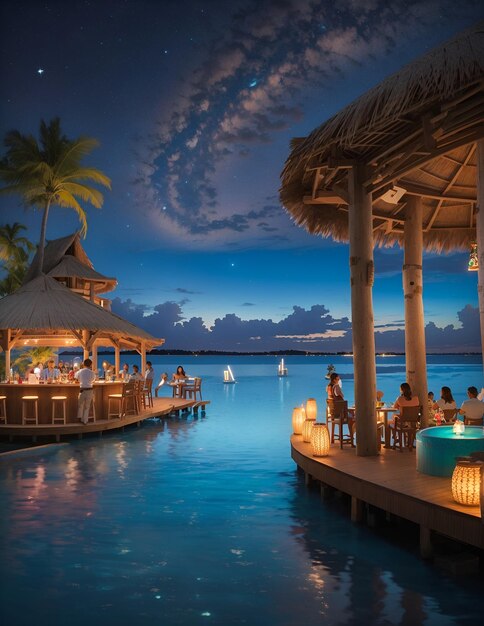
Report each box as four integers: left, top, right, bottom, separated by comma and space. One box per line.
348, 164, 378, 456
82, 329, 89, 362
114, 343, 120, 378
477, 140, 484, 376
140, 341, 146, 376
403, 196, 429, 427
92, 343, 98, 373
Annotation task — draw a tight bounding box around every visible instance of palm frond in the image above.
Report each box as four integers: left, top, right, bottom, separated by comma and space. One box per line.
60, 182, 104, 208
55, 191, 88, 235
63, 167, 111, 189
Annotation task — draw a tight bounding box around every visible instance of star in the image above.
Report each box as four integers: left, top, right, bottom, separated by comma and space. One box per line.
37, 68, 44, 75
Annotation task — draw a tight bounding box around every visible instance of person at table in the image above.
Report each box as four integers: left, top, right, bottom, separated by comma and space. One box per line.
427, 391, 436, 420
459, 386, 484, 425
119, 363, 130, 381
130, 364, 144, 381
326, 372, 344, 400
57, 360, 67, 374
33, 362, 43, 379
41, 359, 60, 382
75, 358, 97, 425
432, 386, 456, 419
155, 372, 169, 397
145, 361, 155, 382
393, 382, 419, 416
172, 366, 187, 382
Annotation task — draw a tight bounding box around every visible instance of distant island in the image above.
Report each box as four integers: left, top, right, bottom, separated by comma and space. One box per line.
59, 349, 481, 356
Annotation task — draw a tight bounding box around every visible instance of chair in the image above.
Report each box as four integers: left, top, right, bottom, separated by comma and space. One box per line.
389, 405, 421, 451
51, 395, 67, 424
326, 399, 354, 448
139, 379, 153, 409
442, 408, 457, 423
108, 382, 138, 418
0, 395, 7, 423
183, 378, 202, 401
22, 395, 39, 425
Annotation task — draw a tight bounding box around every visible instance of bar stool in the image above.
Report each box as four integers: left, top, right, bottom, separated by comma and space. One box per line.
51, 395, 67, 424
87, 400, 96, 423
0, 395, 7, 423
22, 395, 39, 425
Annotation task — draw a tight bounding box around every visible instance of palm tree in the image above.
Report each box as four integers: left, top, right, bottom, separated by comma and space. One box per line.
13, 346, 55, 376
0, 118, 111, 277
0, 222, 35, 295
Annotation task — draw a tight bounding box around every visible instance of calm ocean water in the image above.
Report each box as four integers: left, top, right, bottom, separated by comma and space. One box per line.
0, 355, 483, 625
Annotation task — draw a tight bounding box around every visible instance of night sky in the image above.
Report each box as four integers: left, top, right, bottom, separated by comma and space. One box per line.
1, 0, 483, 352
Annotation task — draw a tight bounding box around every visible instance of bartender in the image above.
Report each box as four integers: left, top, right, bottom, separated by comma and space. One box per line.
41, 359, 60, 382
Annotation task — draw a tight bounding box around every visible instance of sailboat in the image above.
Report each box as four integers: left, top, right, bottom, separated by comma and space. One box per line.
277, 358, 288, 377
223, 365, 236, 384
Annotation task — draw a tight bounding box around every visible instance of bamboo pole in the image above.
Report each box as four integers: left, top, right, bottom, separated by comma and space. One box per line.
82, 330, 89, 362
140, 342, 146, 376
477, 140, 484, 376
403, 196, 429, 427
114, 344, 120, 378
348, 164, 378, 456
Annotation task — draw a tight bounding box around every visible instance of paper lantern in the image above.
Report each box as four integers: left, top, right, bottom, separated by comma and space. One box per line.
306, 398, 317, 421
292, 407, 305, 435
302, 419, 314, 443
310, 424, 330, 457
452, 458, 481, 506
453, 421, 465, 435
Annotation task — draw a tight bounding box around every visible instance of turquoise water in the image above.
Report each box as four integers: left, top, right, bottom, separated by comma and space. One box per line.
0, 355, 483, 625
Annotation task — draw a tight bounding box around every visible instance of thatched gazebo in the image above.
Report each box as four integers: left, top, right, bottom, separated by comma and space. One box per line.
0, 232, 163, 375
280, 22, 484, 456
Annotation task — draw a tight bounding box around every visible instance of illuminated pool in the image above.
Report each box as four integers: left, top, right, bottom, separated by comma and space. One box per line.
416, 426, 484, 477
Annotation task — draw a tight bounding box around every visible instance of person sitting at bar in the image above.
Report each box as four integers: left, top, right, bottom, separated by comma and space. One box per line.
172, 366, 187, 382
41, 359, 60, 382
393, 382, 419, 416
119, 363, 130, 381
33, 362, 43, 379
75, 358, 97, 424
130, 364, 143, 381
155, 372, 169, 397
459, 386, 484, 425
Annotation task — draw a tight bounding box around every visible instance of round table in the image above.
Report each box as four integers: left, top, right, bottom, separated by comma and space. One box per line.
416, 425, 484, 477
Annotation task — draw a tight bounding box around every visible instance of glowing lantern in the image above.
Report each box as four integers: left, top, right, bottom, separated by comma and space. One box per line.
453, 421, 465, 436
306, 398, 317, 421
292, 407, 305, 435
302, 419, 314, 443
468, 243, 478, 271
310, 424, 330, 457
452, 458, 482, 506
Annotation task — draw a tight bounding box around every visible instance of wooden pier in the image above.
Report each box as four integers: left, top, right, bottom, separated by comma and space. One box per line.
0, 397, 210, 442
291, 436, 484, 556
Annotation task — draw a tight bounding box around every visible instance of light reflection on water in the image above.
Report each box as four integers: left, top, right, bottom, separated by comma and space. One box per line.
0, 355, 483, 625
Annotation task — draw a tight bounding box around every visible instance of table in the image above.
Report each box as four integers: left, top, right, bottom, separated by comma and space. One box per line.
0, 381, 124, 424
349, 405, 398, 448
416, 425, 484, 477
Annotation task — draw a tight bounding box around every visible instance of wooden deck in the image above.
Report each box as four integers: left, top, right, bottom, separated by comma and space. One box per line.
0, 397, 210, 441
291, 435, 484, 553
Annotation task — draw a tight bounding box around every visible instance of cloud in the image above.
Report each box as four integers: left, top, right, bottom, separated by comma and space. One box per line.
111, 298, 481, 353
134, 0, 479, 250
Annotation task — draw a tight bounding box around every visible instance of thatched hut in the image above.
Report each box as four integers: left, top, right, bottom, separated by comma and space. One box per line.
0, 233, 163, 375
280, 22, 484, 455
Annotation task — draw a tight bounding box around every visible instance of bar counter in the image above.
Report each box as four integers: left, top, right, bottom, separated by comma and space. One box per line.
0, 381, 124, 424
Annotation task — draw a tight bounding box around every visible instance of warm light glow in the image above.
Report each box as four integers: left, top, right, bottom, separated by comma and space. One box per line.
468, 242, 478, 271
292, 407, 305, 435
453, 421, 465, 435
302, 419, 314, 442
452, 458, 481, 506
310, 424, 330, 457
306, 398, 317, 421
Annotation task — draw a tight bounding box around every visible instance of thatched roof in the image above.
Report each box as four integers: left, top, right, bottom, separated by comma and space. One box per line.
0, 275, 162, 350
47, 255, 117, 293
24, 232, 91, 282
280, 22, 484, 252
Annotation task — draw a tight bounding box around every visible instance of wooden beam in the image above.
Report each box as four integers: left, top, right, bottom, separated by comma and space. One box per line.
303, 192, 348, 205
399, 181, 476, 203
477, 140, 484, 377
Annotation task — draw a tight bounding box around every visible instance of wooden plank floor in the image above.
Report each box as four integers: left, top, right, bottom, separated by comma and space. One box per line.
291, 435, 484, 550
0, 397, 210, 440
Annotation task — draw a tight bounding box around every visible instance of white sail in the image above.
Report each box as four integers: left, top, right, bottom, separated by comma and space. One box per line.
224, 366, 236, 383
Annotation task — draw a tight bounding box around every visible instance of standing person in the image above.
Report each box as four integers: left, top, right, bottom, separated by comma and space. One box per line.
145, 361, 155, 382
75, 358, 96, 425
459, 386, 484, 425
41, 359, 60, 382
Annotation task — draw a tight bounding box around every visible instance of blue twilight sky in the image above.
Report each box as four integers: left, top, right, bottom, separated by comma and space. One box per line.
0, 0, 482, 352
